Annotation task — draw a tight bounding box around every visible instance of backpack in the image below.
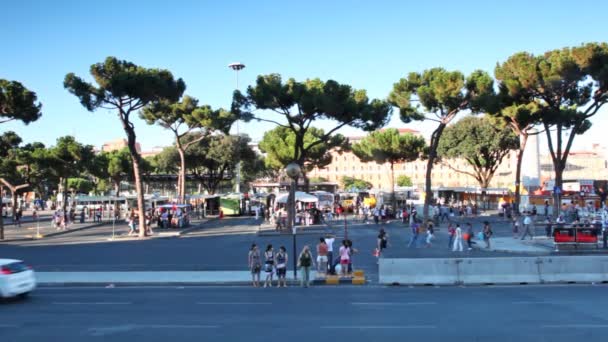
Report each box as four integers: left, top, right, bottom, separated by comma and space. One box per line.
299, 252, 312, 267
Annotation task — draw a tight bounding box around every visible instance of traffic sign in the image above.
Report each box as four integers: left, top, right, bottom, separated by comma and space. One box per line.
553, 186, 561, 194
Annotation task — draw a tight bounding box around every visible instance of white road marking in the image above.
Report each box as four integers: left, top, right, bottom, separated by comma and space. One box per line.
0, 324, 19, 328
52, 302, 132, 305
321, 325, 436, 329
351, 302, 437, 306
197, 302, 272, 305
541, 324, 608, 329
88, 324, 218, 336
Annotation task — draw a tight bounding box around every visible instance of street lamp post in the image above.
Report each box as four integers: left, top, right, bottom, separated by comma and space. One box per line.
228, 62, 245, 196
285, 162, 301, 280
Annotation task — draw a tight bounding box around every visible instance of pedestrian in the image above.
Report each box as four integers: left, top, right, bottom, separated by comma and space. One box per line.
545, 217, 553, 238
373, 207, 380, 224
263, 244, 275, 288
128, 209, 137, 236
275, 246, 288, 287
521, 214, 534, 240
297, 245, 314, 288
452, 224, 463, 252
15, 208, 22, 227
483, 221, 493, 249
425, 220, 435, 247
316, 238, 328, 276
377, 228, 388, 260
465, 223, 474, 250
80, 209, 85, 223
248, 244, 262, 287
408, 222, 420, 248
512, 217, 520, 238
447, 223, 455, 249
325, 233, 336, 275
338, 240, 350, 277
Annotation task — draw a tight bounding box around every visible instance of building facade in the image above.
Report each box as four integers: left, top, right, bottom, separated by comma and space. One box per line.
307, 128, 608, 191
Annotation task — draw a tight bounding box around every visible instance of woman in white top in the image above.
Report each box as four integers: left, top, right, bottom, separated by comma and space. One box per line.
452, 224, 463, 252
338, 240, 350, 276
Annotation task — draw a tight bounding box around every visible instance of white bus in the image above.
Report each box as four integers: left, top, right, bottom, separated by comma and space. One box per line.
311, 191, 334, 210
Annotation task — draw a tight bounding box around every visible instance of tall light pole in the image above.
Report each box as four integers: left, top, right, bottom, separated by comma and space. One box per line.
228, 62, 245, 197
285, 162, 301, 280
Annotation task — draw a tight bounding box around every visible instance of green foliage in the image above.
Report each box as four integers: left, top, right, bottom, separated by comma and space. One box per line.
341, 176, 372, 190
309, 177, 329, 183
396, 175, 413, 187
352, 128, 426, 166
64, 57, 185, 113
0, 79, 42, 125
494, 42, 608, 185
67, 178, 95, 194
258, 126, 347, 173
437, 116, 519, 188
233, 74, 391, 184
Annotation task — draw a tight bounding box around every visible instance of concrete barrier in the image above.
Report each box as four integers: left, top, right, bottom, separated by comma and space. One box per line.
539, 256, 608, 283
379, 258, 458, 285
380, 256, 608, 286
459, 257, 541, 284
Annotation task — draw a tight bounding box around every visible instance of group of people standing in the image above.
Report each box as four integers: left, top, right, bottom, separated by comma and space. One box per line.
247, 234, 358, 287
446, 221, 493, 251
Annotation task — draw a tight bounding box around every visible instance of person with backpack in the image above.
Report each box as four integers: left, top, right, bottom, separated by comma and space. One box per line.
263, 244, 275, 288
377, 228, 388, 259
248, 244, 262, 287
275, 246, 288, 287
298, 245, 314, 287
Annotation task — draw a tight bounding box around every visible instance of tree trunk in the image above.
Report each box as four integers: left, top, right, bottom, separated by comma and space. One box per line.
513, 134, 528, 215
424, 123, 446, 219
12, 191, 18, 221
554, 166, 563, 219
119, 113, 147, 238
177, 144, 186, 204
62, 177, 68, 223
0, 187, 4, 239
302, 172, 310, 193
390, 162, 396, 213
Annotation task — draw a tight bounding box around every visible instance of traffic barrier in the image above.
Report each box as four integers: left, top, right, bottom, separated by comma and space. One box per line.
352, 277, 366, 285
380, 256, 608, 286
539, 256, 608, 283
459, 257, 540, 284
379, 258, 458, 285
325, 275, 340, 285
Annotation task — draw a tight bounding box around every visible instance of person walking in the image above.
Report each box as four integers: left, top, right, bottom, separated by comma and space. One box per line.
373, 207, 380, 225
408, 222, 420, 248
275, 246, 288, 287
512, 217, 520, 238
447, 223, 455, 249
465, 223, 474, 250
298, 245, 314, 288
263, 244, 275, 288
545, 217, 553, 238
425, 220, 435, 247
452, 224, 463, 252
248, 244, 262, 287
316, 238, 328, 276
482, 221, 493, 249
377, 228, 388, 260
521, 214, 534, 240
338, 240, 351, 277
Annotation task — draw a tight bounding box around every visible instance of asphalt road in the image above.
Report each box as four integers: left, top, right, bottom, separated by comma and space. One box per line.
1, 285, 607, 341
0, 216, 567, 284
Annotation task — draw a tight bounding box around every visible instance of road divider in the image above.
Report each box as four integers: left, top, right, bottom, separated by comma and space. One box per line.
379, 256, 608, 286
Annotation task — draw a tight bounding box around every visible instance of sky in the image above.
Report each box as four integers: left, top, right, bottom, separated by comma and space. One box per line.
1, 0, 607, 152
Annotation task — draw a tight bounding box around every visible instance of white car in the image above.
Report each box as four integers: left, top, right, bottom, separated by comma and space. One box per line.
0, 259, 36, 299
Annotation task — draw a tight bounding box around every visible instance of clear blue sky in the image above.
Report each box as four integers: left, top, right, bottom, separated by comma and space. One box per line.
2, 0, 607, 151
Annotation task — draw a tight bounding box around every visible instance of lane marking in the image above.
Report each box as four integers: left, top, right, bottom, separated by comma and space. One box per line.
0, 324, 19, 328
351, 302, 437, 306
52, 302, 132, 305
541, 324, 608, 329
197, 302, 272, 305
321, 325, 436, 329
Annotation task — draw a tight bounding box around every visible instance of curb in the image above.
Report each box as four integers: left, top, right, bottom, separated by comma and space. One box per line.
0, 222, 106, 243
37, 278, 359, 287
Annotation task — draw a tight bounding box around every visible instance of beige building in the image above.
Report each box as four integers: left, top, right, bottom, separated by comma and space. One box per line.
101, 138, 142, 153
307, 129, 608, 191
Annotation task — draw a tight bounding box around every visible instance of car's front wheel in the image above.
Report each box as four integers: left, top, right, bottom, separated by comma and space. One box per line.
18, 292, 29, 299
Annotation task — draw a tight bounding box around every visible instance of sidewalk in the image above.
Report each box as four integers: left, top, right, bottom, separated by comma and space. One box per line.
36, 271, 321, 286
1, 220, 106, 242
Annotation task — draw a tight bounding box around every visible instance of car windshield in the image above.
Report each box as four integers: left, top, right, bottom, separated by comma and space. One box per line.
4, 262, 28, 273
